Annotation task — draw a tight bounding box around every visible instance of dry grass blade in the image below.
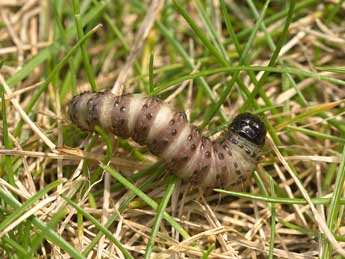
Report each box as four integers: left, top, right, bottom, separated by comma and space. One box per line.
111, 0, 165, 96
268, 136, 345, 257
0, 73, 56, 151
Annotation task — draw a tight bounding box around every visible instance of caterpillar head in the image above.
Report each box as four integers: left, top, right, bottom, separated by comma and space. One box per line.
229, 113, 266, 146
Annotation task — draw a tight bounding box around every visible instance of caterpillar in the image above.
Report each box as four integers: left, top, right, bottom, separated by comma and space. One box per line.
68, 91, 266, 189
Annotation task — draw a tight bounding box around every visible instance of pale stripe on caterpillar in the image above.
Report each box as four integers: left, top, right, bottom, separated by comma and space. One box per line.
68, 91, 266, 189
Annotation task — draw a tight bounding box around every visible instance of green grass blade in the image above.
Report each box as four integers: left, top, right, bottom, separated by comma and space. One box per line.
144, 175, 177, 259
72, 0, 98, 92
0, 180, 61, 233
242, 0, 296, 111
153, 65, 345, 94
194, 0, 229, 61
155, 21, 227, 122
286, 126, 345, 144
13, 24, 101, 137
321, 145, 345, 258
173, 1, 228, 67
220, 0, 241, 54
268, 177, 276, 259
62, 195, 134, 259
148, 52, 154, 95
82, 165, 164, 255
0, 187, 86, 259
101, 163, 190, 239
6, 42, 60, 88
192, 0, 271, 128
214, 189, 345, 205
1, 236, 34, 258
0, 86, 14, 184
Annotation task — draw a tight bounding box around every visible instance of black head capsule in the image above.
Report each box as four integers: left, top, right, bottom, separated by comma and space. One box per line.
229, 113, 266, 146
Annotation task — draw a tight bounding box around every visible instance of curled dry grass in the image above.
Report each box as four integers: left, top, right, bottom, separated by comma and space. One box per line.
0, 0, 345, 258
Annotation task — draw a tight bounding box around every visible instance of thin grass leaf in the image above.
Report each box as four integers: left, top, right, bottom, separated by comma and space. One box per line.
82, 165, 164, 255
148, 52, 154, 95
0, 180, 61, 234
0, 86, 14, 184
52, 0, 78, 96
61, 195, 134, 259
173, 1, 228, 67
202, 244, 215, 259
214, 189, 345, 205
268, 177, 276, 259
321, 145, 345, 258
0, 187, 86, 259
194, 0, 229, 61
144, 175, 177, 259
13, 24, 102, 137
72, 0, 98, 92
276, 100, 344, 130
153, 66, 345, 94
220, 0, 241, 54
286, 126, 345, 144
244, 0, 308, 109
241, 0, 296, 111
6, 42, 60, 88
200, 0, 271, 129
91, 126, 113, 182
1, 236, 34, 258
279, 220, 319, 237
155, 21, 227, 122
101, 163, 190, 239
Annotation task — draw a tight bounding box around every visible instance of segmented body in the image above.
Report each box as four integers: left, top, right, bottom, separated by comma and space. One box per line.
68, 91, 263, 189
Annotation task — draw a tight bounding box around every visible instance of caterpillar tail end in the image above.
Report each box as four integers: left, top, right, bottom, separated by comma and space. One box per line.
68, 92, 98, 131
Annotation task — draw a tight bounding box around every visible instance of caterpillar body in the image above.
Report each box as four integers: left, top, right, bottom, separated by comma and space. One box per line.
68, 91, 266, 189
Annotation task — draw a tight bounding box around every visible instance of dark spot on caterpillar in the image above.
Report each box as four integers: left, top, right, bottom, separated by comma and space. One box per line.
240, 175, 247, 181
178, 112, 187, 121
68, 92, 266, 188
190, 170, 199, 184
149, 138, 169, 155
193, 127, 201, 136
205, 151, 211, 158
235, 169, 242, 176
146, 113, 153, 120
190, 144, 196, 151
171, 129, 177, 136
181, 156, 189, 162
